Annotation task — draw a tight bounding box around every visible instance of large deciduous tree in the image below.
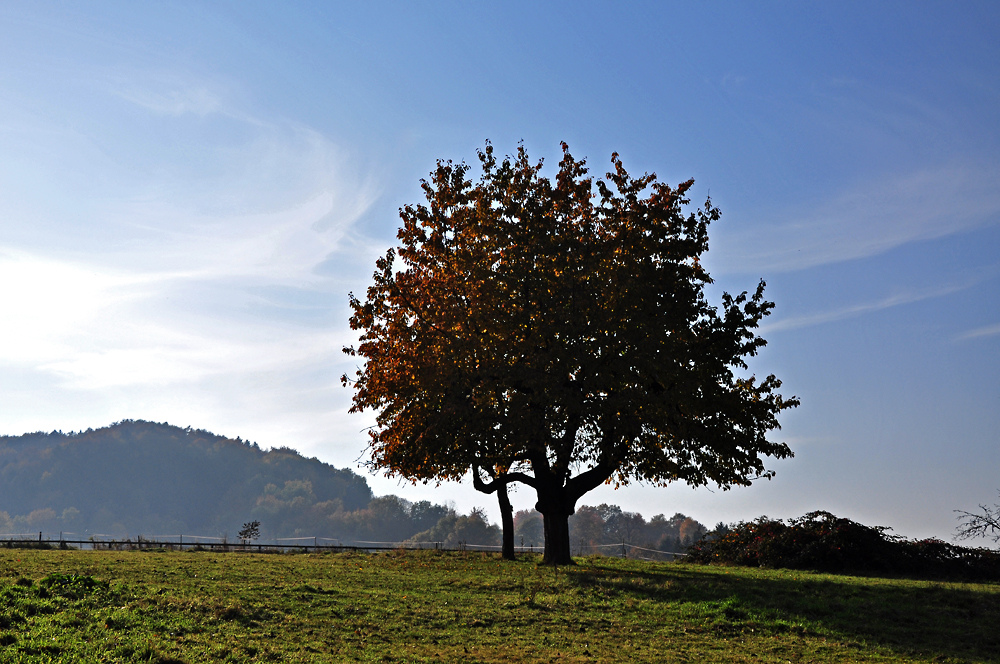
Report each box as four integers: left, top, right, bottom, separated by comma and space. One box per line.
343, 142, 798, 564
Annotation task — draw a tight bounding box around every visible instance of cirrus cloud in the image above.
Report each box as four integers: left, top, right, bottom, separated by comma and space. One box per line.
711, 163, 1000, 274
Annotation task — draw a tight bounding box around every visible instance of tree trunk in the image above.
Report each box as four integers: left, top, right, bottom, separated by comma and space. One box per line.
541, 508, 574, 565
498, 483, 515, 560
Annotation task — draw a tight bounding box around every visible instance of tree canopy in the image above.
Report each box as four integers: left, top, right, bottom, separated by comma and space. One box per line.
344, 142, 798, 564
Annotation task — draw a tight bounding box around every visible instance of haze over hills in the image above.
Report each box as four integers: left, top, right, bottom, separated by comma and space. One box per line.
0, 420, 373, 538
0, 420, 706, 553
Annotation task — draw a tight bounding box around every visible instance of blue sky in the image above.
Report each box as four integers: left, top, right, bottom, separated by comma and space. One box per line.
1, 2, 997, 542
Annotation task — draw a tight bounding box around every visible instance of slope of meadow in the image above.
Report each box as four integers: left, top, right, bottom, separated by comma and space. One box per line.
1, 549, 998, 663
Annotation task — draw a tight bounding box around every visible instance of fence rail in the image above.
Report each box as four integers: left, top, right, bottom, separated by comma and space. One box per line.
0, 534, 526, 554
0, 533, 687, 559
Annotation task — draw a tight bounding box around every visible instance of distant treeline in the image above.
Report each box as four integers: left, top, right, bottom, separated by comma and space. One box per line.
0, 421, 704, 551
514, 506, 707, 556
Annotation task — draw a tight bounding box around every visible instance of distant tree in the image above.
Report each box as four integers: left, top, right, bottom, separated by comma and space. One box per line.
362, 495, 415, 542
707, 521, 732, 540
956, 491, 1000, 543
598, 504, 644, 545
25, 508, 58, 530
679, 517, 707, 545
343, 142, 798, 564
239, 520, 261, 544
408, 500, 452, 533
513, 509, 544, 549
568, 506, 606, 555
566, 506, 706, 558
409, 507, 501, 548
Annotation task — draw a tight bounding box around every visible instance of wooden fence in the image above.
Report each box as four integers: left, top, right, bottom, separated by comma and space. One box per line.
0, 533, 686, 559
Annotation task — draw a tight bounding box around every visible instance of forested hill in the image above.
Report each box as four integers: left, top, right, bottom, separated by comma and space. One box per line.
0, 420, 707, 552
0, 420, 373, 537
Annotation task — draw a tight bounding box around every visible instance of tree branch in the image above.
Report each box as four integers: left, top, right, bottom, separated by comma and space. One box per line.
565, 456, 619, 504
955, 494, 1000, 543
472, 465, 537, 492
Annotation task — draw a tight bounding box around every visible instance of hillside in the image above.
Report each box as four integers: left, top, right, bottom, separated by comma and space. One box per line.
0, 420, 707, 551
0, 420, 373, 538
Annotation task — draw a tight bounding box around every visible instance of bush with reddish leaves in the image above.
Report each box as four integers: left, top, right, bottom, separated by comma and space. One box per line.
687, 511, 1000, 580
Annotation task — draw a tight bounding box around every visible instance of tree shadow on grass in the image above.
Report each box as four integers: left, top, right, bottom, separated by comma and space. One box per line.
565, 561, 1000, 662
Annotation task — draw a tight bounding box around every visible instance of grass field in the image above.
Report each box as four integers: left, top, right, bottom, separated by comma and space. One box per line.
0, 548, 997, 663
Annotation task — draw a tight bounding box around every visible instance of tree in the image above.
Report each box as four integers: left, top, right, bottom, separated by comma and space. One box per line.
471, 465, 516, 560
343, 142, 798, 564
955, 491, 1000, 543
408, 506, 501, 549
568, 506, 605, 555
513, 509, 544, 549
239, 520, 261, 545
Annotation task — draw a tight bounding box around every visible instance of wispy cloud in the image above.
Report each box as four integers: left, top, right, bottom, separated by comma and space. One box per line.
109, 187, 367, 282
0, 65, 384, 450
10, 69, 382, 281
107, 70, 227, 117
763, 281, 974, 332
955, 323, 1000, 341
711, 163, 1000, 274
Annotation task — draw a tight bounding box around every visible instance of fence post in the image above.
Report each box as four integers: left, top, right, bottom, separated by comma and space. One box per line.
39, 531, 42, 543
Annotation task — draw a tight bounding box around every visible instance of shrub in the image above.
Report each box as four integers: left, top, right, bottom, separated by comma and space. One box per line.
687, 510, 1000, 581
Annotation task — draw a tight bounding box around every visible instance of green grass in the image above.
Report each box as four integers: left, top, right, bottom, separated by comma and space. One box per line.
0, 549, 997, 663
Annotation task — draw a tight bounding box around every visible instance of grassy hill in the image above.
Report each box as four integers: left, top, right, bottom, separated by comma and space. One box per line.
1, 549, 997, 663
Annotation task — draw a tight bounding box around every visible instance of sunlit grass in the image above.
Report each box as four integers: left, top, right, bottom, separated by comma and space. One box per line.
0, 548, 997, 662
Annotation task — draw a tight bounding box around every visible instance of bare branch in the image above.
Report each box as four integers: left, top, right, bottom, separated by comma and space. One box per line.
955, 491, 1000, 543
